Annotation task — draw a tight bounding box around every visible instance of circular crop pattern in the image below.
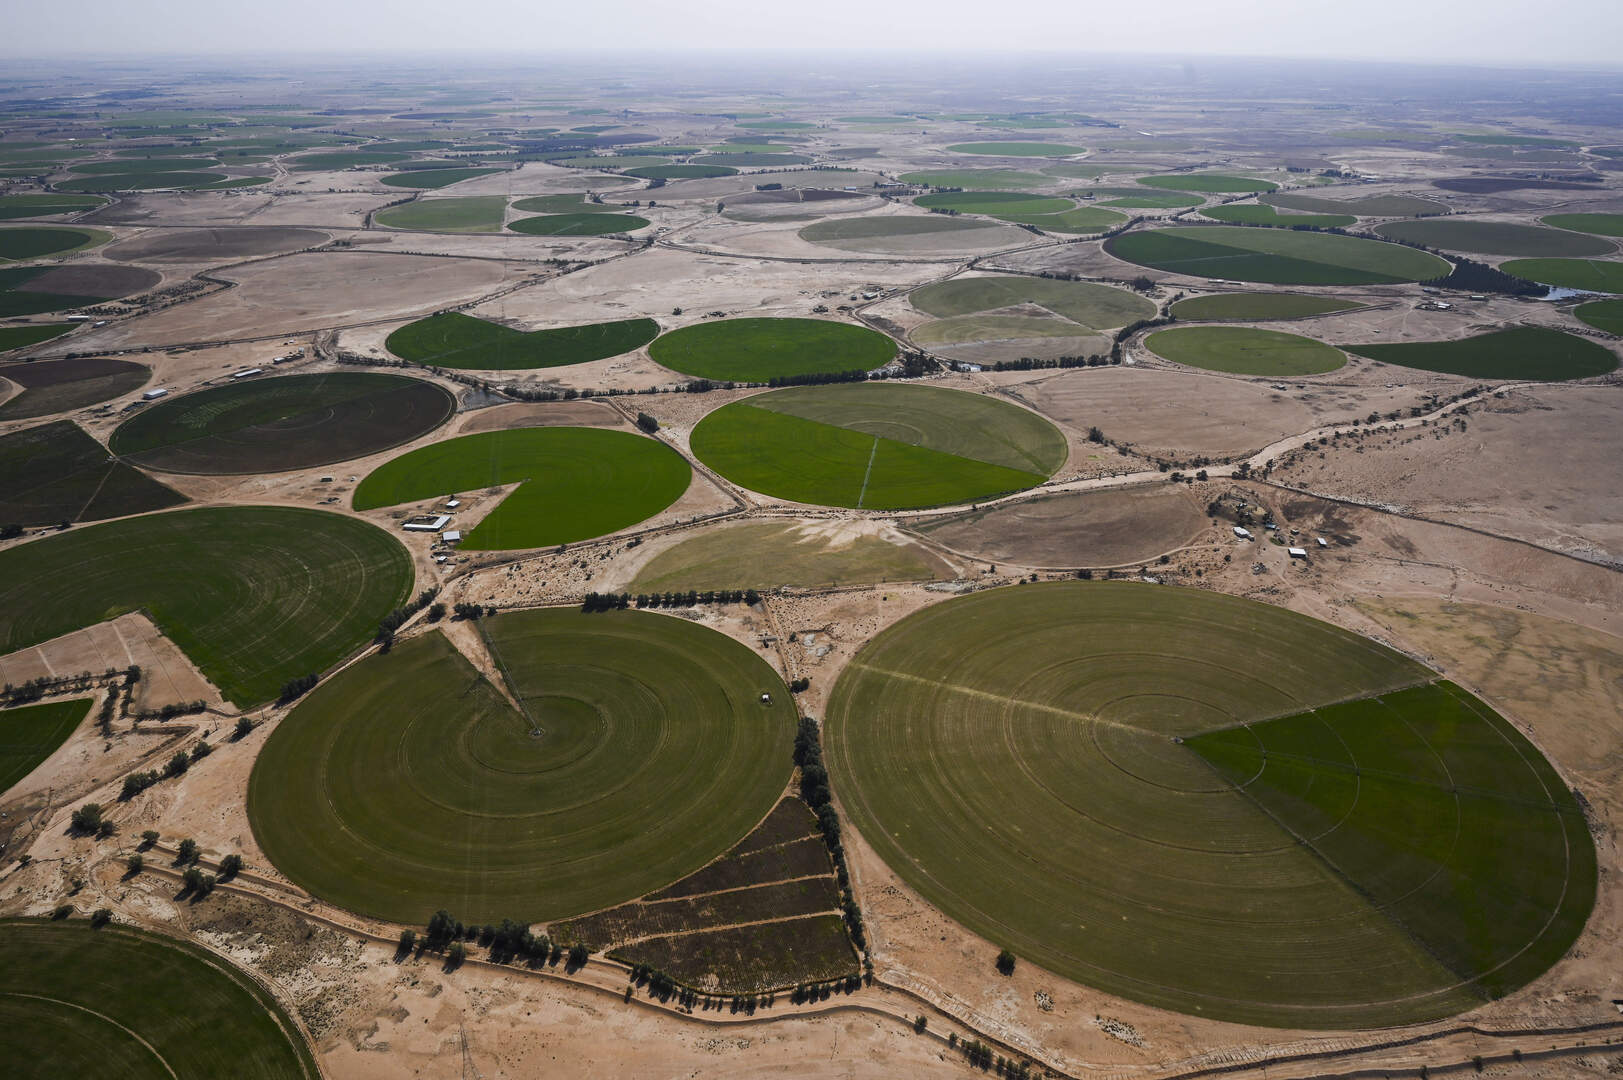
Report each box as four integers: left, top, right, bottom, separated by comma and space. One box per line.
508, 213, 651, 236
249, 609, 796, 924
649, 317, 896, 381
1374, 219, 1614, 257
692, 383, 1066, 509
109, 371, 454, 474
354, 427, 691, 550
0, 226, 110, 262
0, 506, 412, 707
0, 918, 319, 1079
826, 582, 1595, 1028
1107, 225, 1450, 285
1145, 325, 1346, 375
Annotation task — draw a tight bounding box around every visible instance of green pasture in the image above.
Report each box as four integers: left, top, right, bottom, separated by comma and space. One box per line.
824, 581, 1592, 1027
1200, 204, 1356, 228
1375, 219, 1614, 257
508, 212, 650, 236
1263, 192, 1446, 217
1542, 213, 1623, 238
0, 227, 111, 261
626, 164, 736, 179
353, 427, 690, 550
0, 507, 412, 706
0, 419, 184, 526
248, 612, 793, 924
0, 699, 90, 795
374, 196, 506, 233
0, 323, 73, 352
1343, 326, 1616, 380
0, 918, 319, 1079
0, 194, 106, 221
690, 383, 1064, 510
1106, 225, 1450, 284
1500, 259, 1623, 292
898, 169, 1050, 189
1574, 299, 1623, 334
386, 311, 658, 370
910, 274, 1152, 329
648, 317, 895, 382
380, 168, 503, 189
1146, 326, 1345, 375
1169, 292, 1363, 321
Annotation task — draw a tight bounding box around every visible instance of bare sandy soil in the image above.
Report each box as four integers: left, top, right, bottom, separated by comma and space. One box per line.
67, 251, 516, 350
102, 226, 330, 264
453, 399, 628, 433
0, 612, 223, 715
1273, 385, 1623, 561
907, 484, 1213, 568
1003, 365, 1431, 461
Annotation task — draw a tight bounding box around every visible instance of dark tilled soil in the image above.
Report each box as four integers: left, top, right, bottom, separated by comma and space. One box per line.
103, 227, 329, 263
14, 263, 160, 297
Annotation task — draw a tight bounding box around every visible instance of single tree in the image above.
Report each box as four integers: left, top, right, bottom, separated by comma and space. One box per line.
995, 948, 1016, 976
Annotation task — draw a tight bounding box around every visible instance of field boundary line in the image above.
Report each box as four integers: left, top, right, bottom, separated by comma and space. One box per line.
854, 436, 879, 508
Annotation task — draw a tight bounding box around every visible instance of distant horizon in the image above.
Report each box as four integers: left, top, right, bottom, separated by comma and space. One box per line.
3, 0, 1620, 68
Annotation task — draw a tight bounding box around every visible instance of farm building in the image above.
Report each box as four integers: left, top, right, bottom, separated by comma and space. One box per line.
403, 514, 451, 532
142, 388, 168, 400
441, 530, 462, 543
1288, 547, 1309, 559
1316, 537, 1329, 548
1233, 526, 1252, 539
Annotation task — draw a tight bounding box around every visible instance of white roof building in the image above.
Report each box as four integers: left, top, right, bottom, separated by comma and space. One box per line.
441, 530, 463, 543
403, 515, 451, 532
1288, 547, 1309, 559
1233, 526, 1252, 539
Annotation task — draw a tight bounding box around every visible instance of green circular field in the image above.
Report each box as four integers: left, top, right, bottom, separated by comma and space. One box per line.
1146, 325, 1346, 375
1542, 213, 1623, 238
0, 506, 412, 707
249, 609, 795, 924
1500, 258, 1623, 292
946, 142, 1084, 157
386, 311, 659, 370
649, 317, 896, 381
0, 918, 319, 1079
354, 427, 691, 550
507, 212, 650, 236
0, 226, 110, 261
825, 581, 1595, 1028
109, 371, 454, 474
1169, 292, 1364, 321
1107, 225, 1450, 285
1199, 205, 1355, 228
625, 164, 736, 180
690, 383, 1066, 510
1342, 326, 1617, 380
912, 191, 1125, 233
1374, 219, 1615, 257
1575, 298, 1623, 334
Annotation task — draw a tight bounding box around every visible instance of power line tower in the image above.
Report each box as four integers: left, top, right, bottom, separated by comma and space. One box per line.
459, 1022, 483, 1080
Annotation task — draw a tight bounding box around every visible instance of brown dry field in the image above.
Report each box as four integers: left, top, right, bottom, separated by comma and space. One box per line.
1272, 385, 1623, 561
68, 251, 516, 350
907, 484, 1212, 568
453, 399, 628, 434
102, 226, 330, 263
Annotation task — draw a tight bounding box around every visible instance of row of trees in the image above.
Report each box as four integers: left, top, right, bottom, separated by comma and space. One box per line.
410, 910, 589, 972
375, 587, 442, 651
119, 741, 211, 801
794, 718, 869, 963
581, 589, 763, 613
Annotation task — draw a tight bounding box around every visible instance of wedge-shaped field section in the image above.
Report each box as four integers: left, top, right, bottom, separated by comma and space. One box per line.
825, 581, 1595, 1028
1343, 326, 1617, 380
109, 371, 454, 474
648, 317, 896, 382
1263, 192, 1446, 217
0, 263, 159, 317
1375, 219, 1614, 257
1106, 225, 1450, 285
0, 506, 412, 707
387, 311, 659, 370
0, 225, 111, 261
0, 698, 90, 796
508, 212, 650, 236
0, 419, 185, 526
0, 355, 149, 419
249, 611, 795, 924
913, 191, 1125, 234
354, 427, 691, 550
690, 383, 1066, 510
0, 918, 320, 1079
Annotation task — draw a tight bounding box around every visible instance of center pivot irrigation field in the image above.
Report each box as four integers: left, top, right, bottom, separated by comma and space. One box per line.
690, 383, 1066, 509
0, 506, 412, 706
0, 919, 319, 1080
0, 699, 90, 796
909, 274, 1154, 330
647, 317, 896, 381
386, 311, 660, 370
109, 371, 454, 474
1106, 225, 1450, 285
825, 582, 1595, 1028
354, 427, 691, 549
0, 225, 110, 261
1145, 326, 1346, 375
249, 610, 795, 925
0, 356, 149, 419
1343, 326, 1617, 380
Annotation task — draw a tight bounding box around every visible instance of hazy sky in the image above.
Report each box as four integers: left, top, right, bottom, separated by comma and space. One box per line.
4, 0, 1621, 66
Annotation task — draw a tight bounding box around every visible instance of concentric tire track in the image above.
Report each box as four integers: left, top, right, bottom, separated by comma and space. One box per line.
250, 609, 795, 925
826, 582, 1593, 1028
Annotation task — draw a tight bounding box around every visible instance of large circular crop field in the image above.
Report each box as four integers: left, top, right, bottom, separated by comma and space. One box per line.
0, 918, 319, 1079
1106, 225, 1450, 285
825, 582, 1595, 1028
1500, 258, 1623, 292
1145, 325, 1346, 375
354, 427, 691, 549
648, 317, 896, 381
0, 506, 412, 707
109, 371, 454, 474
691, 383, 1066, 509
249, 610, 795, 924
1374, 218, 1614, 257
0, 225, 110, 261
